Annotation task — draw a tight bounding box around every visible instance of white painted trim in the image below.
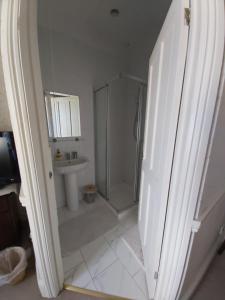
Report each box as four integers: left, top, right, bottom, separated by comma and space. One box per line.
0, 0, 64, 297
195, 51, 225, 221
154, 1, 225, 299
178, 30, 225, 300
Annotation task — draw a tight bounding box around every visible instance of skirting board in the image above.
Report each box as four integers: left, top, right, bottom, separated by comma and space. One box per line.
181, 237, 222, 300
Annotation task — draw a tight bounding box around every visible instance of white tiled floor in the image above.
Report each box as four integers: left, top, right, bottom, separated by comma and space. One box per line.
122, 224, 144, 265
80, 236, 117, 278
66, 262, 93, 289
133, 269, 149, 299
109, 183, 135, 212
58, 196, 118, 255
57, 202, 87, 226
93, 260, 145, 300
62, 206, 149, 299
57, 196, 108, 226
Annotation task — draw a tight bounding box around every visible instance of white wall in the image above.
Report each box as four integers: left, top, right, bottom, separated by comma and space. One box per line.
126, 34, 157, 82
0, 74, 11, 131
38, 27, 127, 206
181, 61, 225, 298
0, 21, 11, 132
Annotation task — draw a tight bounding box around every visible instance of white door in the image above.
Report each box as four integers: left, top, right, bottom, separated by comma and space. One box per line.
138, 0, 189, 298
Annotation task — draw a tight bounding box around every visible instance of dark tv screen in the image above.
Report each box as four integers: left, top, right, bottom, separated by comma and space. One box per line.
0, 132, 20, 187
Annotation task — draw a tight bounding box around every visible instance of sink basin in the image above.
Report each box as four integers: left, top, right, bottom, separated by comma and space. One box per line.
54, 158, 88, 211
54, 158, 88, 174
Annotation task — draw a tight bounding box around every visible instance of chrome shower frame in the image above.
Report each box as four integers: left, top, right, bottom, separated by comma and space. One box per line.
94, 72, 147, 211
94, 72, 147, 93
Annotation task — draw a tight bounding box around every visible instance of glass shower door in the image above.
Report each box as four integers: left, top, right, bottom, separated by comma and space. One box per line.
108, 78, 143, 212
94, 86, 109, 199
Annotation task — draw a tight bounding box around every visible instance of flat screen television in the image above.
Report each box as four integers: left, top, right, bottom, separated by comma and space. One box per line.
0, 131, 20, 188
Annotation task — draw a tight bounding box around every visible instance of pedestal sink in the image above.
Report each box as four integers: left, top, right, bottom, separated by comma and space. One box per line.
54, 158, 88, 211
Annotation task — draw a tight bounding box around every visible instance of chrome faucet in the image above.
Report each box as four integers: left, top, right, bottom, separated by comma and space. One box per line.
71, 151, 78, 159
65, 152, 71, 160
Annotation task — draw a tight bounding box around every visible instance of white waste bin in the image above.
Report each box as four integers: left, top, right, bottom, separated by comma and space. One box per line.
0, 246, 27, 286
84, 185, 97, 203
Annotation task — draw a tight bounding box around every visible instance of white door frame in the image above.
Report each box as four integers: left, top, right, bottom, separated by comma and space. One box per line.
0, 0, 224, 299
156, 1, 224, 299
0, 0, 64, 297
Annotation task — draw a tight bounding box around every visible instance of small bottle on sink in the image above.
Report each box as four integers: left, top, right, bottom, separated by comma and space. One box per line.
55, 149, 63, 160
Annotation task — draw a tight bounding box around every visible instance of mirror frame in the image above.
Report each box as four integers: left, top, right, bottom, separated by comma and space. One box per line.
44, 91, 81, 142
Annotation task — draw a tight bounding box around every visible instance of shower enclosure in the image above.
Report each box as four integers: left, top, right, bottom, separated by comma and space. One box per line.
94, 73, 147, 213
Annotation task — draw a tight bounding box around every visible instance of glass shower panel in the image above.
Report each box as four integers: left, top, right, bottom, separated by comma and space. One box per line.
94, 87, 108, 199
108, 78, 141, 212
135, 85, 147, 202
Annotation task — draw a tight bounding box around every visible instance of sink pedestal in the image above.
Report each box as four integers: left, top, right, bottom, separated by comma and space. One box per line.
64, 173, 79, 211
54, 158, 88, 212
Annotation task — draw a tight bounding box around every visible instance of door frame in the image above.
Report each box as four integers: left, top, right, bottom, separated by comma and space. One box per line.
0, 0, 224, 299
0, 0, 64, 297
155, 1, 224, 299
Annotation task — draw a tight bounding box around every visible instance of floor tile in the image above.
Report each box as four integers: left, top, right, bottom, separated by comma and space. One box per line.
109, 183, 134, 212
110, 238, 140, 276
119, 208, 138, 231
80, 236, 117, 278
59, 204, 118, 254
85, 280, 98, 291
104, 225, 125, 246
58, 202, 87, 226
133, 269, 149, 298
122, 224, 144, 266
65, 262, 93, 288
62, 250, 83, 273
93, 260, 146, 300
83, 195, 105, 211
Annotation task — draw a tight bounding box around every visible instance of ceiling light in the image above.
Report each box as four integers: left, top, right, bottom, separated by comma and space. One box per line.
110, 9, 119, 17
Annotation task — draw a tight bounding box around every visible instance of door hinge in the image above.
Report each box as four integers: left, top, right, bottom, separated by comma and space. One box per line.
154, 271, 158, 280
184, 8, 191, 26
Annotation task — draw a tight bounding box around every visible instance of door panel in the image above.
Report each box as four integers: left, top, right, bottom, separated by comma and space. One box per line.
138, 0, 189, 298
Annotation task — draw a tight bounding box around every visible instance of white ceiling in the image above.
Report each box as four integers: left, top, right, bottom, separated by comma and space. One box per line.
38, 0, 171, 54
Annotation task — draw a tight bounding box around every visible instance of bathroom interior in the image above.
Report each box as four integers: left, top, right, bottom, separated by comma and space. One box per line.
38, 0, 171, 298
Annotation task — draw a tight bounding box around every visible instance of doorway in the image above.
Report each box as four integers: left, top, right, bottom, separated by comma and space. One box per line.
1, 0, 224, 299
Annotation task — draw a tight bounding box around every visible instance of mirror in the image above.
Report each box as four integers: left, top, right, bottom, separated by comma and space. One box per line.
44, 92, 81, 139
